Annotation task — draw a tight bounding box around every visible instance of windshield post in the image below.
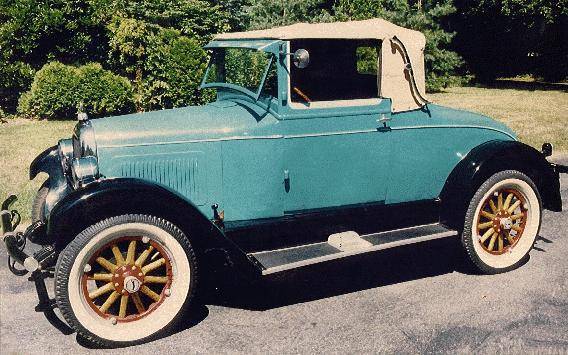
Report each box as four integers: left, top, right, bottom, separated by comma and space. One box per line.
200, 47, 276, 102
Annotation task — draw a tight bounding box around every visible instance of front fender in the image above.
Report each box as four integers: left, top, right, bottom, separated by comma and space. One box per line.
46, 178, 257, 275
29, 146, 72, 216
440, 140, 562, 230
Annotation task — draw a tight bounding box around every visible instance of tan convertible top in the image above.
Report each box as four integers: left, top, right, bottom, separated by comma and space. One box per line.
215, 19, 428, 112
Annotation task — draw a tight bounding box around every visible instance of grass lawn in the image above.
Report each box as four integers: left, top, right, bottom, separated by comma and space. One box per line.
1, 85, 567, 222
430, 85, 568, 152
0, 119, 75, 222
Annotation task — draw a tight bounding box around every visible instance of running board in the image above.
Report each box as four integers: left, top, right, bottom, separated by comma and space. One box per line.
249, 223, 457, 275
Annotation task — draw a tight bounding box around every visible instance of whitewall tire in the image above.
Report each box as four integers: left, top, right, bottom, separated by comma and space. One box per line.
55, 214, 198, 347
462, 170, 541, 274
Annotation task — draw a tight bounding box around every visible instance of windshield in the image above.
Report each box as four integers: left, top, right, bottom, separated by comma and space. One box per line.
202, 48, 276, 99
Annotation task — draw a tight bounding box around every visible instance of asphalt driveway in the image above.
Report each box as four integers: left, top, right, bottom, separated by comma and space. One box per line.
1, 164, 567, 354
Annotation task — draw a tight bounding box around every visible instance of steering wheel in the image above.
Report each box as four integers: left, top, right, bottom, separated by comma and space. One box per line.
293, 87, 312, 103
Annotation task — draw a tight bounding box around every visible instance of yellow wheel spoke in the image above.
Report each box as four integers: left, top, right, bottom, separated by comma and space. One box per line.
480, 210, 495, 220
91, 273, 113, 281
503, 193, 513, 210
99, 291, 120, 313
511, 224, 522, 232
96, 257, 117, 273
140, 285, 161, 302
498, 234, 503, 252
88, 282, 115, 299
511, 213, 523, 221
141, 258, 165, 274
497, 193, 503, 210
489, 200, 498, 213
487, 232, 498, 251
508, 200, 522, 214
111, 245, 125, 266
126, 240, 137, 265
477, 221, 493, 230
132, 293, 146, 313
144, 276, 169, 284
135, 245, 155, 267
480, 228, 494, 243
119, 294, 129, 318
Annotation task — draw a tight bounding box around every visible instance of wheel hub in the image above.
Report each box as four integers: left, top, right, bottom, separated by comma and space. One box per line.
492, 210, 512, 233
112, 265, 145, 295
123, 275, 142, 294
476, 188, 528, 254
81, 236, 173, 322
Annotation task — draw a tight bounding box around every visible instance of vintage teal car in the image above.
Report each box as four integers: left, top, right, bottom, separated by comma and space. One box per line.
1, 19, 566, 346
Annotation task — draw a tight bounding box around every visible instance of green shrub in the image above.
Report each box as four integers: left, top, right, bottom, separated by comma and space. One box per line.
0, 60, 36, 113
17, 62, 79, 119
108, 17, 212, 110
143, 33, 211, 109
18, 62, 135, 119
76, 63, 136, 116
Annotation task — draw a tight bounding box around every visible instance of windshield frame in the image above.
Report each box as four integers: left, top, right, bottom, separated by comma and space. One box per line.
200, 46, 276, 101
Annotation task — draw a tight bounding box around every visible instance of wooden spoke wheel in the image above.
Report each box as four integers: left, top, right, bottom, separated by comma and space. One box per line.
462, 170, 541, 274
81, 236, 173, 322
55, 215, 197, 347
475, 188, 528, 254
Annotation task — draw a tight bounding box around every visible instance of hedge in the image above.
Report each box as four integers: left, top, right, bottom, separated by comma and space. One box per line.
18, 62, 135, 120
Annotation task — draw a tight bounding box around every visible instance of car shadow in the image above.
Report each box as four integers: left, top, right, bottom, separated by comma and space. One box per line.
76, 233, 554, 348
203, 236, 480, 312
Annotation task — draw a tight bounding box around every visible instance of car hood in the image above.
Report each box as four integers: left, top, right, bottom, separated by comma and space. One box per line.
91, 100, 276, 148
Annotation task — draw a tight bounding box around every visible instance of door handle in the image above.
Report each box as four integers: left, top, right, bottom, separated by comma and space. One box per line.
377, 114, 391, 132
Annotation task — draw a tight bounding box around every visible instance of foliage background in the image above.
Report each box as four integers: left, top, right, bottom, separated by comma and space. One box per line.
1, 0, 567, 119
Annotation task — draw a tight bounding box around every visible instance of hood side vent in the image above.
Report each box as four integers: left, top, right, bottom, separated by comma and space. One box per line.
118, 152, 205, 206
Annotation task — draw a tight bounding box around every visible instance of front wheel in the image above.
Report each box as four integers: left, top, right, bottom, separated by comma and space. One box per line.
462, 170, 542, 274
55, 214, 197, 347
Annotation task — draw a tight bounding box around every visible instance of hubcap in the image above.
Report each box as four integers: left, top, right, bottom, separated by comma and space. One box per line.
123, 275, 142, 294
81, 236, 173, 322
476, 188, 528, 255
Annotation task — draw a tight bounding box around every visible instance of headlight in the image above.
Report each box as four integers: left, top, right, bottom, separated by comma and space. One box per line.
73, 120, 97, 159
58, 138, 74, 175
71, 156, 99, 188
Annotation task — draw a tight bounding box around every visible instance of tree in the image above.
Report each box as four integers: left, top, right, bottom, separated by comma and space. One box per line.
333, 0, 464, 91
0, 0, 108, 112
244, 0, 334, 29
107, 17, 210, 111
451, 0, 568, 82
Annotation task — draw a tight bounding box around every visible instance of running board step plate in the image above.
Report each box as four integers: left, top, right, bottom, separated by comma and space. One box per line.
249, 223, 457, 275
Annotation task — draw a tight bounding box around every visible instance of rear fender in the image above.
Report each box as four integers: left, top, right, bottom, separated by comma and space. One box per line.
440, 140, 561, 230
46, 178, 257, 275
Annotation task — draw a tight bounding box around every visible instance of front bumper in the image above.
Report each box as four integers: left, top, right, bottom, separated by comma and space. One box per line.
1, 195, 54, 276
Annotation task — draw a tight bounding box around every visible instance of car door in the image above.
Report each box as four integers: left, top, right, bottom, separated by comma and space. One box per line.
281, 99, 393, 214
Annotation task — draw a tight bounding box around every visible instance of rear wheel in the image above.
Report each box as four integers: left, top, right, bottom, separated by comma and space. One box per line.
462, 170, 541, 274
55, 214, 197, 347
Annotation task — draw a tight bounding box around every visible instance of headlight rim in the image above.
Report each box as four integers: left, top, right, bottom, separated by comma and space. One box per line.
58, 138, 74, 176
71, 156, 99, 189
73, 120, 98, 159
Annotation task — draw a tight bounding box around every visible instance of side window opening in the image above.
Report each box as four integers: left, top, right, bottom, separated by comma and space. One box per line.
290, 39, 380, 103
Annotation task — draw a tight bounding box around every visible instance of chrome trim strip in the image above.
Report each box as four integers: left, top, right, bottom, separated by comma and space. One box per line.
100, 125, 514, 148
285, 129, 376, 139
99, 135, 285, 148
391, 125, 517, 140
99, 129, 380, 148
